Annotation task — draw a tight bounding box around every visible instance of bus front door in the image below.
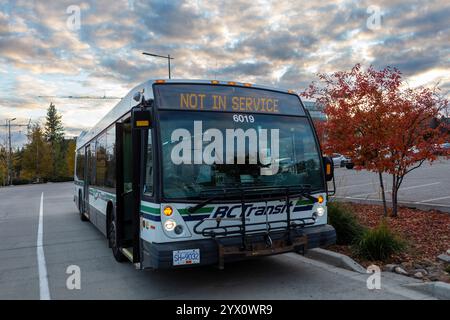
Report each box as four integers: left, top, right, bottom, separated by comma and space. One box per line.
116, 121, 141, 264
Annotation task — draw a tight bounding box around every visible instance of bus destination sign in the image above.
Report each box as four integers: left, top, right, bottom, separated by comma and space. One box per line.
153, 83, 305, 116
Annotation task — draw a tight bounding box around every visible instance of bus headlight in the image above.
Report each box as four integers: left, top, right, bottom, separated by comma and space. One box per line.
164, 219, 177, 231
317, 206, 325, 217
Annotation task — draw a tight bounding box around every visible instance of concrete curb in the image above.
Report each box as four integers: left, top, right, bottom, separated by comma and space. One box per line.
404, 282, 450, 300
333, 196, 450, 214
305, 248, 367, 273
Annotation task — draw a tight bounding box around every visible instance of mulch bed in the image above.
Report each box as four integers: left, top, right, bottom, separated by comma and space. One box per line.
327, 203, 450, 281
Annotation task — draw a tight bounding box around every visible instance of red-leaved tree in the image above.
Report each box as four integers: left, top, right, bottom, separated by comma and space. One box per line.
303, 64, 449, 217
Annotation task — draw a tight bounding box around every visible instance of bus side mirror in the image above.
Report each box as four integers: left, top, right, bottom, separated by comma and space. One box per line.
132, 108, 152, 130
323, 156, 334, 181
133, 91, 142, 102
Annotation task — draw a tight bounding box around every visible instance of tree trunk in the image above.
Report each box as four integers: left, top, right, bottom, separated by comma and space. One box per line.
391, 175, 398, 217
378, 171, 388, 217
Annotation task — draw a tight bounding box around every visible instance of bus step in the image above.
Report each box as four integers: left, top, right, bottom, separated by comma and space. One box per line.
121, 247, 133, 262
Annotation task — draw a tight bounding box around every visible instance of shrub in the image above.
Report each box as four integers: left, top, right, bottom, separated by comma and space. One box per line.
353, 220, 405, 261
327, 201, 365, 245
11, 178, 31, 185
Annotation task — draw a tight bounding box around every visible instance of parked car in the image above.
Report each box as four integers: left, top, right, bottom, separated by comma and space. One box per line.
331, 153, 354, 169
437, 142, 450, 155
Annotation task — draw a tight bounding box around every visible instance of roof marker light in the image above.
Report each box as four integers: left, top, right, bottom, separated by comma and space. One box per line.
155, 79, 165, 84
227, 81, 236, 85
211, 80, 219, 84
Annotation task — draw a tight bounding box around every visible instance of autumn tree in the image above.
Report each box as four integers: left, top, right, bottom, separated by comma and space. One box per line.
303, 64, 449, 217
65, 138, 76, 178
312, 119, 327, 149
44, 103, 65, 178
21, 124, 52, 181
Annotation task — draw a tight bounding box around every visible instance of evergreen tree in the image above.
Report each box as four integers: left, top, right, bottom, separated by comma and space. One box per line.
44, 103, 65, 178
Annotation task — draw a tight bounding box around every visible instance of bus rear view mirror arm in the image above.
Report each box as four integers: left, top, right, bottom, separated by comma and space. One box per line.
323, 156, 334, 181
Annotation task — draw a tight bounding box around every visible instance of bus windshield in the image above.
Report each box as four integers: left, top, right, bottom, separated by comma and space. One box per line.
156, 110, 324, 200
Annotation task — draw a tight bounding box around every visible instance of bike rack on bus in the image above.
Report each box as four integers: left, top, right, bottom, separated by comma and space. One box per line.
192, 186, 318, 268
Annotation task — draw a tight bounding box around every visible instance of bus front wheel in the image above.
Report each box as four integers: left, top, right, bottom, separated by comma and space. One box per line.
79, 195, 88, 222
109, 219, 127, 262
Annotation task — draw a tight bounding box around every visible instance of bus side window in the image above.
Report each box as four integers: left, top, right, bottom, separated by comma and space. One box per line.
105, 126, 116, 188
76, 148, 85, 180
90, 143, 96, 185
144, 130, 153, 195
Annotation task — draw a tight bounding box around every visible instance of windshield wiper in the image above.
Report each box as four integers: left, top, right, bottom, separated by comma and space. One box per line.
187, 188, 242, 213
187, 196, 219, 213
285, 185, 319, 203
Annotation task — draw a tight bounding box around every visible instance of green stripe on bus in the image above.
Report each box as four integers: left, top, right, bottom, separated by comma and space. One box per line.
140, 204, 160, 215
178, 207, 214, 215
88, 187, 116, 200
296, 199, 314, 206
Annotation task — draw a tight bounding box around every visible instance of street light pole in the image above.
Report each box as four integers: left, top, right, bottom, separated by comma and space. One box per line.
142, 52, 174, 79
7, 118, 16, 185
168, 54, 171, 79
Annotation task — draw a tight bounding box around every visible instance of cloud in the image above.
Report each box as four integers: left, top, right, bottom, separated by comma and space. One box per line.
0, 0, 449, 141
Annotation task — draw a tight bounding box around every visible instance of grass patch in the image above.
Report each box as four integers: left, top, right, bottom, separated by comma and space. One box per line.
328, 201, 365, 245
353, 220, 406, 261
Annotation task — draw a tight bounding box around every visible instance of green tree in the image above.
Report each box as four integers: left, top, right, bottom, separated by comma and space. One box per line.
65, 138, 76, 178
21, 124, 52, 181
0, 144, 7, 186
44, 103, 65, 178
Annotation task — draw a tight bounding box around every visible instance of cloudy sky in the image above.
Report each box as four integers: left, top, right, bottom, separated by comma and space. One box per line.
0, 0, 449, 146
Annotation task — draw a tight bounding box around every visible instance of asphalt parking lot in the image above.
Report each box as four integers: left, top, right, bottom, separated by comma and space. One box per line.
332, 158, 450, 211
0, 182, 434, 300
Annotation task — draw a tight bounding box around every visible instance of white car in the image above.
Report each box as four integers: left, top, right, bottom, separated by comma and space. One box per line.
331, 153, 354, 169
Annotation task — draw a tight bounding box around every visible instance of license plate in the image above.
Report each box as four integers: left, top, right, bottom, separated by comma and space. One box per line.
173, 249, 200, 266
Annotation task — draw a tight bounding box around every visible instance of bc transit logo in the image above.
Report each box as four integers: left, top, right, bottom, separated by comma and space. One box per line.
211, 200, 315, 219
213, 203, 292, 218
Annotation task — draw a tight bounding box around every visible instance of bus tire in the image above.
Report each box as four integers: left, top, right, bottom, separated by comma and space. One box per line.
109, 218, 127, 262
79, 192, 88, 222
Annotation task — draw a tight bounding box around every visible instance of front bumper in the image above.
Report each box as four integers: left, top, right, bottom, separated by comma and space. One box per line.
141, 224, 336, 269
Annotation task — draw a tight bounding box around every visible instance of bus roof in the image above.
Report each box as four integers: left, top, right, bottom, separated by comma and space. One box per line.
75, 79, 299, 149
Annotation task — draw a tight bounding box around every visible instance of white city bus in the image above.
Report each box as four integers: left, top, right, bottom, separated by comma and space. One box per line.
74, 79, 336, 269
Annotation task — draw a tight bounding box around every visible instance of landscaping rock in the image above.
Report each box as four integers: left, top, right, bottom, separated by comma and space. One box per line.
394, 266, 408, 275
438, 253, 450, 263
384, 264, 398, 272
414, 263, 425, 270
429, 274, 441, 281
413, 272, 424, 279
413, 268, 428, 275
447, 249, 450, 255
401, 261, 414, 269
